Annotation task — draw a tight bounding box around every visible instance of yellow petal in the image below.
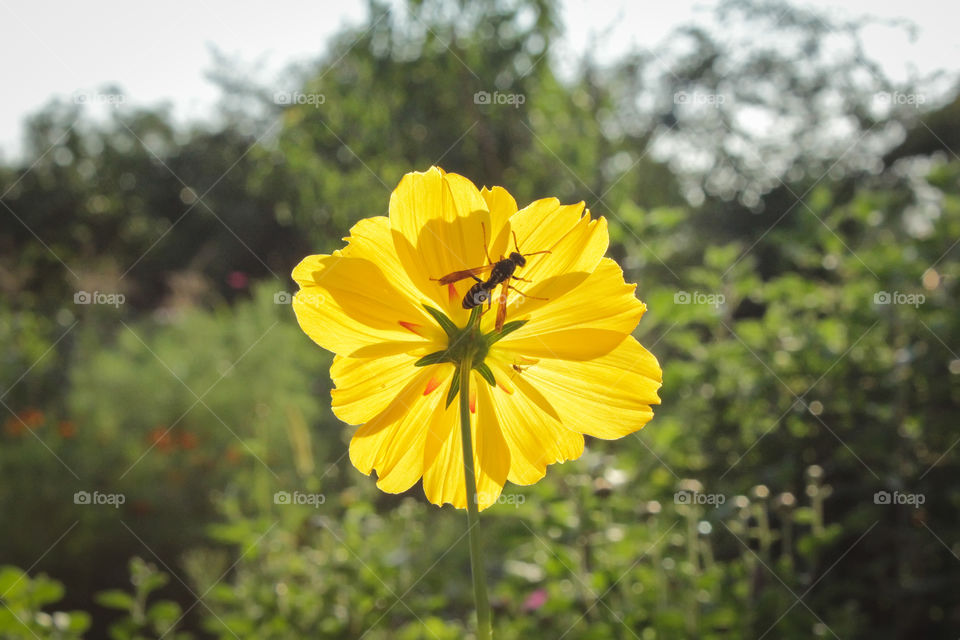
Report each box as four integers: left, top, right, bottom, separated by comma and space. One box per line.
509, 199, 607, 283
511, 336, 662, 439
388, 167, 492, 321
349, 365, 453, 494
497, 258, 647, 360
480, 185, 517, 259
422, 372, 510, 510
340, 216, 425, 306
331, 352, 424, 425
481, 364, 584, 485
291, 254, 442, 357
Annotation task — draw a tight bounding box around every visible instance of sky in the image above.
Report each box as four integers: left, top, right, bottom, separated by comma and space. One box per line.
1, 0, 957, 160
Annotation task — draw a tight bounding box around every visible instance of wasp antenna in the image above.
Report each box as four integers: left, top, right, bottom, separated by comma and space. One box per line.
522, 250, 551, 257
512, 230, 521, 254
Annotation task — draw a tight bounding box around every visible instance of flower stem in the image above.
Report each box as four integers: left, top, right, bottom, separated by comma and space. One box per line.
459, 307, 492, 638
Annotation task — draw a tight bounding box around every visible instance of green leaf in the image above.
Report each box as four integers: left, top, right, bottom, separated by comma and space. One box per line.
140, 571, 168, 596
0, 567, 27, 599
423, 305, 459, 339
66, 611, 92, 633
96, 589, 136, 611
445, 370, 460, 408
30, 576, 64, 606
148, 601, 182, 632
414, 350, 450, 367
485, 319, 527, 344
474, 362, 496, 386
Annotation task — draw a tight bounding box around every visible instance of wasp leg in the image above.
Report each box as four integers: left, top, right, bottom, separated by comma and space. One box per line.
476, 299, 492, 317
507, 284, 548, 300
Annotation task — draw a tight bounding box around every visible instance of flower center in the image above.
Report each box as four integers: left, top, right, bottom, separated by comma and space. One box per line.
413, 305, 527, 407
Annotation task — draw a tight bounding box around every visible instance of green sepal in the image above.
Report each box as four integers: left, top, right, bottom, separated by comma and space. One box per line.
474, 362, 496, 387
485, 319, 527, 345
423, 305, 459, 340
414, 350, 450, 367
445, 369, 461, 408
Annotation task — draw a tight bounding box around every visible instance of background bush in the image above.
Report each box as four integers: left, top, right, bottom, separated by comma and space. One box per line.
2, 0, 958, 637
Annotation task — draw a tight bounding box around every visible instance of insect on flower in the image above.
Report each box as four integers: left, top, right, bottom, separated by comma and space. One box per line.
291, 167, 662, 511
431, 224, 550, 331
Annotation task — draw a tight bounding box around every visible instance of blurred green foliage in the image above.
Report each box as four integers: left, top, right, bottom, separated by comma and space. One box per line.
1, 0, 958, 637
0, 566, 89, 639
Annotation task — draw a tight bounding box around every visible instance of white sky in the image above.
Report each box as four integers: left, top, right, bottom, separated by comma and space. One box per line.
1, 0, 957, 160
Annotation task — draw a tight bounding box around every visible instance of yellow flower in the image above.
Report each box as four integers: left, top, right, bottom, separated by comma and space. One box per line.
292, 167, 662, 510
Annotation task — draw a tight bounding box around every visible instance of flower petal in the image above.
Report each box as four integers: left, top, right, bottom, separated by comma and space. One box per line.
511, 336, 662, 439
388, 167, 492, 320
422, 372, 510, 510
481, 363, 584, 485
349, 365, 453, 494
509, 199, 607, 283
341, 216, 425, 306
292, 253, 442, 357
497, 258, 648, 360
331, 352, 424, 425
480, 185, 517, 259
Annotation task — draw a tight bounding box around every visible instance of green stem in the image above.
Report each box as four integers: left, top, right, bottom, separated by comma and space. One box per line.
459, 308, 492, 638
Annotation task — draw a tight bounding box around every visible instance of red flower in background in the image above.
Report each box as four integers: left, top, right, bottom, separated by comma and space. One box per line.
227, 271, 249, 289
58, 420, 76, 438
21, 408, 45, 427
4, 408, 46, 436
178, 431, 199, 450
147, 426, 176, 453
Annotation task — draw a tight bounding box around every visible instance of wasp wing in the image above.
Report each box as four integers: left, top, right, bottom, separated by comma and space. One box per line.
431, 263, 496, 285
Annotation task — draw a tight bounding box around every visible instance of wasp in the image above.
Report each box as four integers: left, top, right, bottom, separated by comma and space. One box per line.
431, 224, 549, 331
